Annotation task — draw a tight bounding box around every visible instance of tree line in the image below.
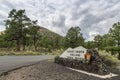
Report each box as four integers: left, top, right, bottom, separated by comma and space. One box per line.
84, 22, 120, 59
0, 9, 120, 59
0, 9, 84, 51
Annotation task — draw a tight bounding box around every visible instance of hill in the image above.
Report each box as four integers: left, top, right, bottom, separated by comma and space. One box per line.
0, 26, 64, 51
38, 26, 63, 38
0, 26, 63, 38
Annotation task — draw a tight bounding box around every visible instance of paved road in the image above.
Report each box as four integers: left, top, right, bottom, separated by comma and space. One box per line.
0, 55, 55, 75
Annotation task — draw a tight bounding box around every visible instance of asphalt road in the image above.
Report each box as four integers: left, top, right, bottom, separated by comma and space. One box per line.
0, 55, 55, 75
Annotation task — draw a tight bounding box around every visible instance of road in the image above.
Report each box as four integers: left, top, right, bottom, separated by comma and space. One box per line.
0, 55, 55, 75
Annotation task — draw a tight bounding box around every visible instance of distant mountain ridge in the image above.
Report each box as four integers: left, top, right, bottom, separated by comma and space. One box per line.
38, 26, 63, 38
0, 26, 63, 38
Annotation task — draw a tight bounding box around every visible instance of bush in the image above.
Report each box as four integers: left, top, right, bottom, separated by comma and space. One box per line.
99, 50, 119, 68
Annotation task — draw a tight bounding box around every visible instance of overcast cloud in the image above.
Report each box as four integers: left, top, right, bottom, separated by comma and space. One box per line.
0, 0, 120, 41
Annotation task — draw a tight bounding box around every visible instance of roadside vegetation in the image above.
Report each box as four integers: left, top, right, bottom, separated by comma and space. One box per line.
0, 9, 84, 56
84, 22, 120, 60
0, 9, 120, 63
99, 50, 119, 68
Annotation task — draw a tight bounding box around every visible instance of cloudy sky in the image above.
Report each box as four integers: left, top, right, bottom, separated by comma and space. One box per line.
0, 0, 120, 41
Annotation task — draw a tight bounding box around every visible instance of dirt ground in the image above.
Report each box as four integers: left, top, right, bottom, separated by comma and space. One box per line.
0, 61, 120, 80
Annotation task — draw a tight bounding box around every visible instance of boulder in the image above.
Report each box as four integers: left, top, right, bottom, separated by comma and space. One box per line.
55, 49, 110, 75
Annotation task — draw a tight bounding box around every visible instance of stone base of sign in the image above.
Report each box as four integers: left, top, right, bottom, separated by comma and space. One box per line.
67, 67, 118, 79
55, 56, 111, 75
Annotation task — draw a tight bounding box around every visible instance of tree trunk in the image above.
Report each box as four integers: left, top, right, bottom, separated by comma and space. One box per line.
23, 45, 25, 51
117, 40, 120, 60
16, 29, 22, 51
17, 39, 21, 51
118, 52, 120, 60
33, 38, 37, 51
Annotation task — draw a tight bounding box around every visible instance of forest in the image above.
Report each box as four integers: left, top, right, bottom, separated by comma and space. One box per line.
0, 9, 120, 60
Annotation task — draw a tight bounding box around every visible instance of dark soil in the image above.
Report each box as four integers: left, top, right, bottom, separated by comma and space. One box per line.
0, 61, 120, 80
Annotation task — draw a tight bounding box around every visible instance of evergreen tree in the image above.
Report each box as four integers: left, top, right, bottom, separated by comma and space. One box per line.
5, 9, 31, 51
109, 22, 120, 59
65, 26, 84, 48
28, 20, 40, 50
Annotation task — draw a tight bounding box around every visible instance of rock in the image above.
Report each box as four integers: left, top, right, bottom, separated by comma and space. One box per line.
55, 49, 110, 75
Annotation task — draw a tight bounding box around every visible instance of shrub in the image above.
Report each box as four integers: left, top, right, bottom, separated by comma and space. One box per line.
99, 50, 119, 68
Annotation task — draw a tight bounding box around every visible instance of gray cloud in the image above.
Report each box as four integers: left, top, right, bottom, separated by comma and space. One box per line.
0, 0, 120, 41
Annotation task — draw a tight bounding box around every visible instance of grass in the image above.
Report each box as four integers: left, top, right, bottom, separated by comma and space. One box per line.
48, 58, 55, 62
51, 49, 64, 56
0, 50, 42, 56
0, 48, 64, 56
1, 48, 119, 69
99, 50, 120, 69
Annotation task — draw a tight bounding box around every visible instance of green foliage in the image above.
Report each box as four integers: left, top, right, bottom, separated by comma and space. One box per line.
0, 9, 84, 54
5, 9, 31, 51
1, 9, 120, 59
28, 20, 40, 50
94, 35, 104, 50
105, 46, 120, 51
38, 27, 65, 51
104, 46, 120, 56
109, 22, 120, 46
5, 9, 40, 51
93, 35, 112, 49
108, 22, 120, 59
86, 22, 120, 59
65, 26, 84, 48
99, 50, 119, 68
84, 41, 96, 49
0, 34, 9, 48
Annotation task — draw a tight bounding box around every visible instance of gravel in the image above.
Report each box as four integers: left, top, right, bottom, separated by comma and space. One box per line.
0, 61, 119, 80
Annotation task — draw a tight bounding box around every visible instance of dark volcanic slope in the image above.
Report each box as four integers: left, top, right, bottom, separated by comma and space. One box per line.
39, 26, 63, 38
0, 61, 119, 80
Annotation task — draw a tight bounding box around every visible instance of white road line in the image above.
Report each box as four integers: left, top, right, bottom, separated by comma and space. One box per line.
67, 67, 118, 79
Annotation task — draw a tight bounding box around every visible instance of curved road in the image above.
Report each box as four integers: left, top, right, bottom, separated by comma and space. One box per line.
0, 55, 55, 75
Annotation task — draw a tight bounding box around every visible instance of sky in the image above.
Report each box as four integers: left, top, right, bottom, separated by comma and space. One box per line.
0, 0, 120, 41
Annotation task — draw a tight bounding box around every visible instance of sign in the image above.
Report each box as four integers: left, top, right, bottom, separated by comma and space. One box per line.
60, 46, 87, 60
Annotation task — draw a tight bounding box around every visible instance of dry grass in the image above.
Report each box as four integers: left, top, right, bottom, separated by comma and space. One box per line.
0, 48, 64, 56
51, 49, 64, 56
99, 50, 120, 69
0, 50, 42, 56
